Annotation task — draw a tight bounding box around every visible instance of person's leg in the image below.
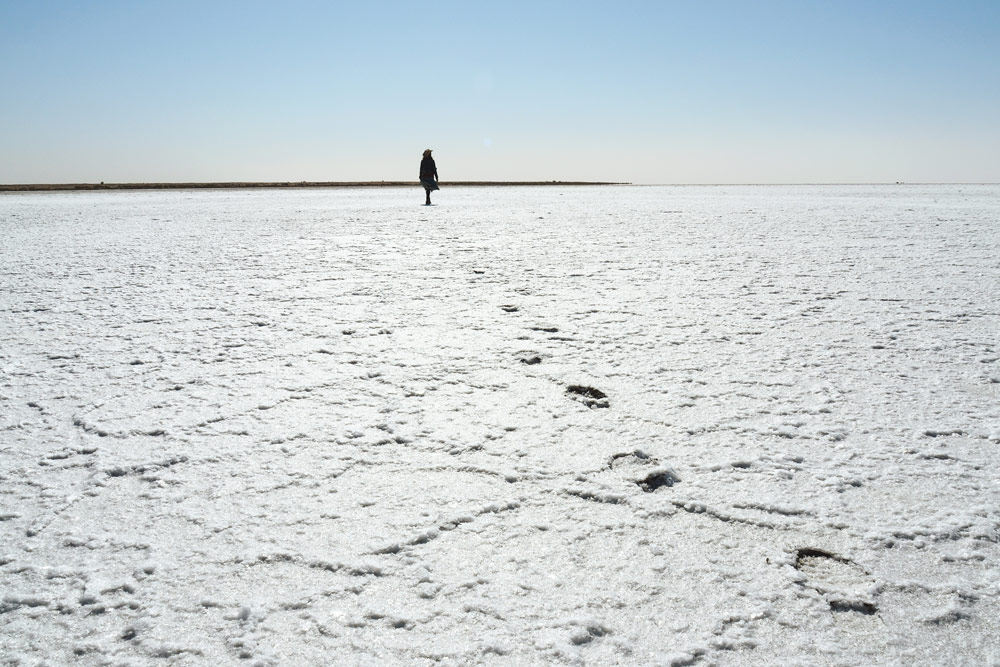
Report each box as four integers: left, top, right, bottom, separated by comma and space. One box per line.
425, 189, 431, 205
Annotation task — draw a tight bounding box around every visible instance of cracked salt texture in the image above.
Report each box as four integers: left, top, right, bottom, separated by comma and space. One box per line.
1, 185, 999, 664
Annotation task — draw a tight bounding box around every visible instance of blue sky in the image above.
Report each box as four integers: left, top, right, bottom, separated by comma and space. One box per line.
1, 0, 998, 183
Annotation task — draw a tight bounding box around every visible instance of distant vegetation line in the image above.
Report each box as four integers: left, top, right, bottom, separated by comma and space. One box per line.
0, 181, 627, 192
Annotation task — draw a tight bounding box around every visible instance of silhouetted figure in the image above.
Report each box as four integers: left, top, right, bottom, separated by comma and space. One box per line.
420, 149, 439, 205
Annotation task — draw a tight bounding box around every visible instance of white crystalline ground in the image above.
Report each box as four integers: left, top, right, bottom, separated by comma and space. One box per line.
1, 184, 998, 666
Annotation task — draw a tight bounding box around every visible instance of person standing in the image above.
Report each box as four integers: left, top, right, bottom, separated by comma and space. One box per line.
419, 149, 439, 205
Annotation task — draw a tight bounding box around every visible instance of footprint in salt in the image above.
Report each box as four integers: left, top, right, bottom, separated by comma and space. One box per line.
794, 547, 878, 614
608, 451, 681, 492
566, 384, 609, 409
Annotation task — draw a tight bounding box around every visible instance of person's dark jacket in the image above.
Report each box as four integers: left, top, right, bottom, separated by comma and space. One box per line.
420, 157, 437, 181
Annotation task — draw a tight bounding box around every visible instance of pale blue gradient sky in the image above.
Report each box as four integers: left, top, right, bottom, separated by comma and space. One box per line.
2, 0, 998, 184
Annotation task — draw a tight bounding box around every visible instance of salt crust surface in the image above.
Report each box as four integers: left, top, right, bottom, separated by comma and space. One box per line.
1, 185, 998, 665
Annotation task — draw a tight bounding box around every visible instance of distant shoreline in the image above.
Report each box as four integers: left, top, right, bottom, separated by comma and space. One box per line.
0, 181, 626, 193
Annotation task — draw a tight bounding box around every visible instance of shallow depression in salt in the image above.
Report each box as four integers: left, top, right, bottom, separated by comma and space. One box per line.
1, 185, 999, 665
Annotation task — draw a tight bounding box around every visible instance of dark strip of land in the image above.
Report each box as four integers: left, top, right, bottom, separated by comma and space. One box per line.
1, 181, 626, 192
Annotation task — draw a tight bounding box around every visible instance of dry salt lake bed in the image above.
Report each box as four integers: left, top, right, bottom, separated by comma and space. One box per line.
1, 184, 998, 665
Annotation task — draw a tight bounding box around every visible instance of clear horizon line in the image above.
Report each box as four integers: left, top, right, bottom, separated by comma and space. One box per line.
2, 180, 997, 193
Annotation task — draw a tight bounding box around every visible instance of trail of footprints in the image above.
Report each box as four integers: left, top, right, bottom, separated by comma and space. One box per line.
503, 302, 677, 494
503, 302, 613, 410
504, 300, 880, 621
501, 301, 877, 622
